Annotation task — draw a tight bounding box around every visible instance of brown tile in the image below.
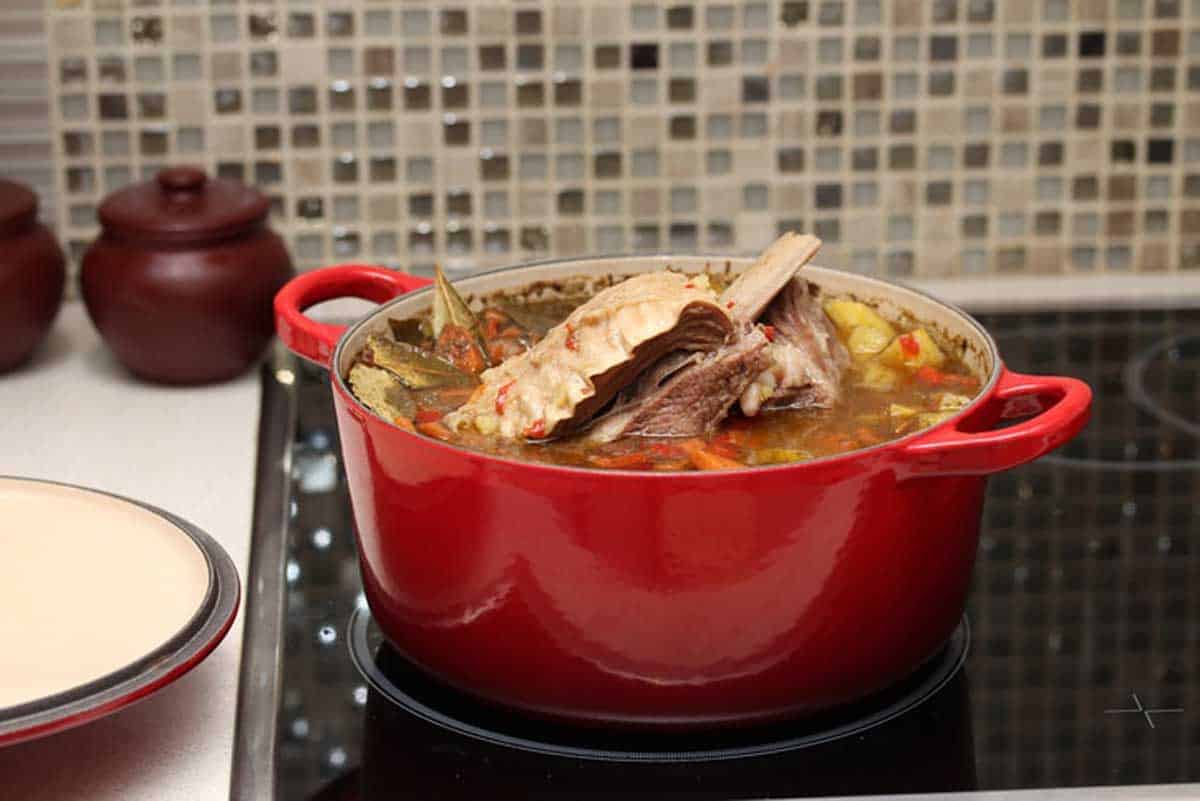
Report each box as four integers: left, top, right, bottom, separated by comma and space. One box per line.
1030, 245, 1064, 275
1002, 0, 1033, 22
1181, 210, 1200, 235
1113, 103, 1141, 130
1076, 0, 1109, 21
1108, 175, 1137, 201
1106, 210, 1135, 237
892, 0, 922, 26
1152, 30, 1180, 57
1001, 106, 1030, 133
1139, 242, 1168, 272
853, 73, 882, 100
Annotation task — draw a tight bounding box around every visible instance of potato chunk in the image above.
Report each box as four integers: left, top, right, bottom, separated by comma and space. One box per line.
878, 328, 946, 370
846, 325, 893, 360
856, 362, 900, 392
824, 299, 896, 338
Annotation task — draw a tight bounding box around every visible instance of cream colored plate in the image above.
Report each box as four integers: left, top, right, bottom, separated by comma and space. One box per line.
0, 478, 212, 710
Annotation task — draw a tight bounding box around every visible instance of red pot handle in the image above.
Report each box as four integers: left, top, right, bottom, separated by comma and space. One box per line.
901, 367, 1092, 477
274, 264, 432, 368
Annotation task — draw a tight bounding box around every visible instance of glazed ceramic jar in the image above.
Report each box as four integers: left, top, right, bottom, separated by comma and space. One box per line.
0, 179, 66, 373
81, 166, 294, 384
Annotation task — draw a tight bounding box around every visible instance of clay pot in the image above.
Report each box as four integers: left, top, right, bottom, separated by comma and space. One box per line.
0, 179, 66, 373
81, 166, 294, 384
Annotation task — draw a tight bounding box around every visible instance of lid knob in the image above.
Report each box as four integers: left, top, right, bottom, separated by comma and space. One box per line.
157, 166, 207, 195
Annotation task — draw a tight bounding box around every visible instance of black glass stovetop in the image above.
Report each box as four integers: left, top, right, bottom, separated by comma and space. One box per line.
244, 306, 1200, 801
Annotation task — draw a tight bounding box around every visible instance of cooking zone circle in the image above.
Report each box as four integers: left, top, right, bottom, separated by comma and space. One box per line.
347, 606, 970, 763
1045, 333, 1199, 471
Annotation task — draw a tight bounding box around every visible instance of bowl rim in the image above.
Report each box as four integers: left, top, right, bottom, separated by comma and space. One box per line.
329, 252, 1004, 477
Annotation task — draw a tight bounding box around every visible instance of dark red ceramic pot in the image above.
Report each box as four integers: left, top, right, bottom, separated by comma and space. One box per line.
0, 179, 66, 372
81, 166, 293, 384
276, 257, 1091, 728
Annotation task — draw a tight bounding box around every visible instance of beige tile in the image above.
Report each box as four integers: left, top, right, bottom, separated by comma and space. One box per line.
626, 115, 661, 147
665, 149, 697, 179
775, 182, 807, 211
924, 108, 958, 137
168, 15, 203, 48
475, 8, 510, 37
169, 88, 207, 125
554, 223, 587, 253
1003, 0, 1034, 22
208, 125, 245, 154
705, 75, 740, 107
1039, 68, 1072, 97
281, 46, 325, 84
589, 79, 623, 109
733, 146, 773, 177
589, 6, 623, 37
552, 4, 582, 37
631, 188, 660, 216
368, 194, 400, 222
52, 18, 89, 49
777, 40, 808, 67
291, 157, 325, 188
962, 69, 994, 98
519, 189, 549, 217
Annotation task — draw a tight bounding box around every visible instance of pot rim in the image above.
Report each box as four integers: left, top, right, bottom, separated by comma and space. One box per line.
330, 252, 1004, 478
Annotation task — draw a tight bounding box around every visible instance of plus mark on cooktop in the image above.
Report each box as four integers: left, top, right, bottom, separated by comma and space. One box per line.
1104, 692, 1183, 729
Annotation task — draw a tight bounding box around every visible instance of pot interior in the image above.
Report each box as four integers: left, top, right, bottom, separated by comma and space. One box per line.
336, 257, 997, 391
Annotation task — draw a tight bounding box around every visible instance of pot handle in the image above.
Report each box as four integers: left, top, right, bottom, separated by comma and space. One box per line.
901, 368, 1092, 477
274, 264, 432, 368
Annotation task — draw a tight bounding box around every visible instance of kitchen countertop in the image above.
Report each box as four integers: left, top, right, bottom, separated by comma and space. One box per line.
2, 278, 1199, 801
0, 303, 260, 801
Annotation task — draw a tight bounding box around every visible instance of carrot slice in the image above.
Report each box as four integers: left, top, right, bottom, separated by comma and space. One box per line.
680, 439, 744, 471
393, 416, 416, 433
416, 420, 453, 441
915, 365, 946, 386
414, 408, 443, 424
590, 451, 653, 470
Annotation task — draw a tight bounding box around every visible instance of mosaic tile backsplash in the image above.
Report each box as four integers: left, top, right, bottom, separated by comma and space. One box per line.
39, 0, 1200, 280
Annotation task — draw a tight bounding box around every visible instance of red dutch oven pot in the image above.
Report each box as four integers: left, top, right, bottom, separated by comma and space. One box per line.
276, 257, 1091, 728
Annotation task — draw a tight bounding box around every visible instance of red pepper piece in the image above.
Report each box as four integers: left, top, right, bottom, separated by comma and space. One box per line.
762, 324, 777, 342
899, 333, 920, 357
495, 380, 515, 415
523, 418, 546, 439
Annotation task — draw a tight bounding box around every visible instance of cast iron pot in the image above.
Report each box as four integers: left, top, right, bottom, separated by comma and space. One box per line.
275, 257, 1091, 728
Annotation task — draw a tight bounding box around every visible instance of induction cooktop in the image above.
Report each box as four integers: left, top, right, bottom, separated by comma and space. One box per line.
231, 304, 1200, 801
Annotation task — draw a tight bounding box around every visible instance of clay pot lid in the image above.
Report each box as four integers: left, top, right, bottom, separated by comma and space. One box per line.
0, 179, 38, 237
98, 166, 270, 244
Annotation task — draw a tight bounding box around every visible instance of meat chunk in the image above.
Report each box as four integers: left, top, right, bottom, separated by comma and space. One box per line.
589, 328, 771, 440
587, 232, 824, 442
739, 278, 850, 416
444, 272, 732, 440
719, 233, 822, 325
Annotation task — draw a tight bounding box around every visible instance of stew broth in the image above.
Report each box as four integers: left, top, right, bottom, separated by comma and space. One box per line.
346, 280, 983, 471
